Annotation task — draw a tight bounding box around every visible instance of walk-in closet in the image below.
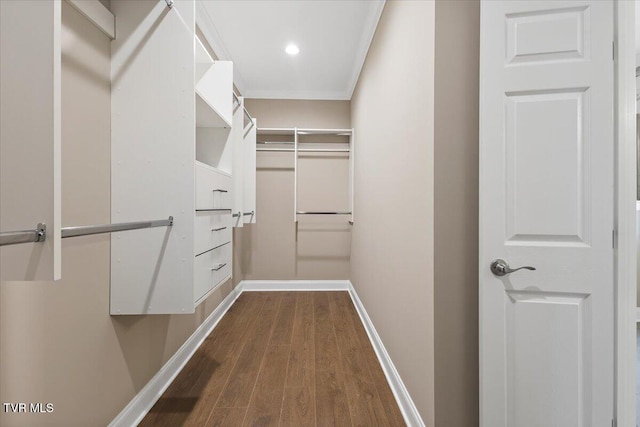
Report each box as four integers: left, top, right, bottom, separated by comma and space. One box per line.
0, 1, 480, 426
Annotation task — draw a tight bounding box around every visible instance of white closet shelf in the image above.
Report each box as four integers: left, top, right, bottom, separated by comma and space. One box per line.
257, 127, 296, 135
195, 160, 232, 177
296, 128, 353, 136
196, 90, 232, 128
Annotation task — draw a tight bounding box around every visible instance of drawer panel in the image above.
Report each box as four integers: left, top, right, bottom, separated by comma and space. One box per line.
194, 242, 232, 303
195, 163, 232, 210
194, 212, 232, 255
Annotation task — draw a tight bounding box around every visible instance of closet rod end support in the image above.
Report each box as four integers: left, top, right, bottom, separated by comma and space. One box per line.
165, 0, 174, 9
168, 216, 174, 226
36, 223, 47, 242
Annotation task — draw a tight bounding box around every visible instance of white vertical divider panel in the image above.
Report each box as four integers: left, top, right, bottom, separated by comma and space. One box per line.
243, 118, 257, 224
232, 97, 245, 227
349, 130, 355, 224
0, 1, 62, 281
110, 0, 195, 314
294, 127, 298, 222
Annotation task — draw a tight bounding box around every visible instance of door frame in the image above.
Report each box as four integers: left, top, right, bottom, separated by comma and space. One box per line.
614, 0, 636, 425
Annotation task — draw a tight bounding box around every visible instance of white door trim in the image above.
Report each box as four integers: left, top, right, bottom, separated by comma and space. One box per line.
614, 0, 637, 425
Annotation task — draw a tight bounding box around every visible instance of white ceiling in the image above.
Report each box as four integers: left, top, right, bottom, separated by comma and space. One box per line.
197, 1, 385, 100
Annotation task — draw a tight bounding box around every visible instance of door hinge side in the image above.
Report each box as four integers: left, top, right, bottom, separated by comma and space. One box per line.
612, 418, 616, 427
612, 229, 617, 248
613, 40, 616, 60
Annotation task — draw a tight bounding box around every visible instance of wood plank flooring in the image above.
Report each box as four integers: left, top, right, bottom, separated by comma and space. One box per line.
140, 291, 405, 427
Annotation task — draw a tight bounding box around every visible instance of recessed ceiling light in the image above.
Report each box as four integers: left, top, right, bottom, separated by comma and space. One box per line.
285, 44, 300, 55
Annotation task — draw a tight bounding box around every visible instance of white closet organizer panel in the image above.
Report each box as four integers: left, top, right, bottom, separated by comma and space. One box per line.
243, 118, 257, 224
194, 211, 232, 256
1, 0, 62, 280
110, 0, 196, 314
231, 96, 245, 227
195, 161, 232, 210
194, 242, 231, 303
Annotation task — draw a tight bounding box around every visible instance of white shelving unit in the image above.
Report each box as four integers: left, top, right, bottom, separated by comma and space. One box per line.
192, 33, 235, 303
256, 127, 354, 224
110, 0, 238, 314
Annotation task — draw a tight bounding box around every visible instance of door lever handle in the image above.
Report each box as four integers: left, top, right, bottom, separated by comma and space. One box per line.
490, 259, 536, 277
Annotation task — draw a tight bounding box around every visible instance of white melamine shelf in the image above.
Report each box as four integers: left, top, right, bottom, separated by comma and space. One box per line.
195, 60, 233, 128
195, 160, 232, 178
257, 127, 296, 135
196, 91, 232, 128
296, 128, 353, 136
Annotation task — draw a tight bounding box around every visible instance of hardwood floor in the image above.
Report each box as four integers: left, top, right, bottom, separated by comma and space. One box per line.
140, 291, 405, 427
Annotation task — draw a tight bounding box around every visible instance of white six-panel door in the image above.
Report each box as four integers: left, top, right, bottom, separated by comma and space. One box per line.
480, 1, 614, 426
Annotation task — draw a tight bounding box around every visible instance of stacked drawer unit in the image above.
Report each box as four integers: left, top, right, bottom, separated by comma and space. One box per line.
194, 161, 233, 303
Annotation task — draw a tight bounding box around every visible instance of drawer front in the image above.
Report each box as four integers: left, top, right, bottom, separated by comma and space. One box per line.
195, 165, 232, 210
194, 212, 232, 256
194, 243, 232, 303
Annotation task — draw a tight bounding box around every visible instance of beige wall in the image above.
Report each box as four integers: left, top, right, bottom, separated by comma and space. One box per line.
234, 99, 352, 282
433, 1, 480, 426
350, 1, 436, 424
0, 4, 234, 426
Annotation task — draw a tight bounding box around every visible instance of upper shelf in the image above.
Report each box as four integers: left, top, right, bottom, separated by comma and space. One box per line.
195, 60, 233, 128
257, 127, 296, 136
296, 129, 353, 136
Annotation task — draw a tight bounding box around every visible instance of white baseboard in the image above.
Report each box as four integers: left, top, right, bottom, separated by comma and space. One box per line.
108, 286, 242, 427
109, 280, 424, 427
239, 279, 351, 292
347, 282, 425, 427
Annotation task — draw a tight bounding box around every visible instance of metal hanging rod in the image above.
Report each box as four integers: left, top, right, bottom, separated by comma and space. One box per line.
257, 148, 350, 153
197, 208, 233, 212
296, 211, 352, 215
243, 107, 253, 126
257, 141, 295, 145
1, 217, 174, 246
0, 223, 47, 246
62, 217, 173, 238
232, 92, 255, 127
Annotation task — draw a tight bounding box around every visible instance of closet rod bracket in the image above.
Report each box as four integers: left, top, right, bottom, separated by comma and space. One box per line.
165, 0, 174, 9
0, 223, 47, 247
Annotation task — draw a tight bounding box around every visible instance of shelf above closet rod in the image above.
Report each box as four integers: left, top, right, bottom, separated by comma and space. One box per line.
258, 148, 350, 153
